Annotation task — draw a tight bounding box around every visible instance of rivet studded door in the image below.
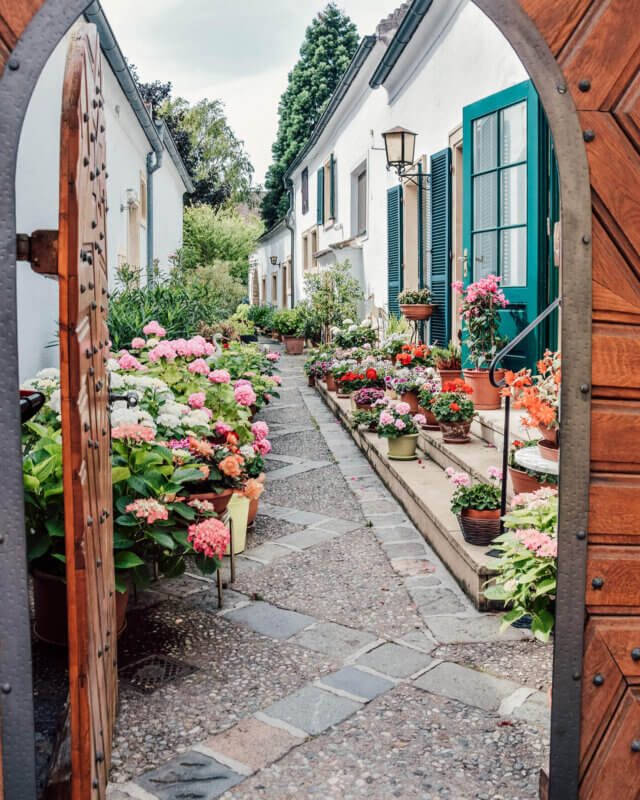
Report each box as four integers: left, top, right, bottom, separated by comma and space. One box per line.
58, 23, 115, 800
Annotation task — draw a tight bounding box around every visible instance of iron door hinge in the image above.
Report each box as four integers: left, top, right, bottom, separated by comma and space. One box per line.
16, 230, 59, 276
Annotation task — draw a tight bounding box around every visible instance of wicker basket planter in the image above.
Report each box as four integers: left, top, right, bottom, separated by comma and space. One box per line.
458, 508, 502, 547
438, 419, 472, 443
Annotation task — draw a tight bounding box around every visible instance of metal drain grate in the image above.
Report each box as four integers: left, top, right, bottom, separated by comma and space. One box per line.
118, 654, 198, 694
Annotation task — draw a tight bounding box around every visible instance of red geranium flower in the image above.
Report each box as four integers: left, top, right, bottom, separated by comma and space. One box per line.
449, 402, 461, 412
365, 368, 377, 380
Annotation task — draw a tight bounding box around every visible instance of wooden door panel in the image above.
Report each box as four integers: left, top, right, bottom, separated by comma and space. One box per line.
586, 547, 640, 613
58, 23, 115, 800
589, 474, 640, 543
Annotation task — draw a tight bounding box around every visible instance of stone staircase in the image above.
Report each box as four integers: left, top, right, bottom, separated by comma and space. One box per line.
315, 382, 528, 611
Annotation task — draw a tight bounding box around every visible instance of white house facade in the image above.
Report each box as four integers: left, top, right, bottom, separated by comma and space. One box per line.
15, 2, 193, 380
251, 219, 292, 310
253, 0, 559, 363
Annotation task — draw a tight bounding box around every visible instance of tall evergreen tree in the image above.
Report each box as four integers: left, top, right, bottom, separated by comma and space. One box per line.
261, 3, 359, 228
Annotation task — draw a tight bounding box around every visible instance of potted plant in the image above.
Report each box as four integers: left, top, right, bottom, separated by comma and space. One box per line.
418, 379, 441, 429
272, 309, 305, 354
351, 408, 379, 432
394, 343, 433, 368
337, 370, 366, 397
503, 350, 561, 462
454, 276, 508, 409
430, 379, 476, 443
483, 488, 558, 641
352, 386, 385, 410
386, 367, 432, 413
433, 342, 462, 384
447, 466, 503, 546
333, 320, 377, 349
376, 400, 426, 460
398, 287, 436, 321
508, 439, 558, 494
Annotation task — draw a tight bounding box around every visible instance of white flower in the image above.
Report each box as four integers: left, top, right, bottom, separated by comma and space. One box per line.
504, 579, 518, 594
107, 358, 121, 372
146, 337, 159, 348
47, 389, 61, 413
240, 444, 255, 460
348, 325, 358, 332
360, 319, 372, 328
330, 326, 340, 336
156, 413, 182, 430
36, 367, 60, 380
110, 408, 141, 426
21, 378, 39, 390
343, 318, 353, 326
184, 410, 210, 428
110, 372, 125, 390
162, 401, 189, 417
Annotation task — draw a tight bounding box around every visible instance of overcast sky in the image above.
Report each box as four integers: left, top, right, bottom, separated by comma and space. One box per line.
101, 0, 396, 185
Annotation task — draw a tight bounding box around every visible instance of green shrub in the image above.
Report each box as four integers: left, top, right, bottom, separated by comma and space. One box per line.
247, 304, 275, 330
303, 260, 363, 344
271, 308, 304, 337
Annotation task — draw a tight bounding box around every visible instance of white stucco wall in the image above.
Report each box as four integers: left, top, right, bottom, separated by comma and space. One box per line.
15, 23, 188, 381
251, 224, 291, 308
287, 0, 527, 317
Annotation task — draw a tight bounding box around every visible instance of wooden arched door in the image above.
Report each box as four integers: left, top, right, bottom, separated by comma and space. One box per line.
58, 22, 116, 800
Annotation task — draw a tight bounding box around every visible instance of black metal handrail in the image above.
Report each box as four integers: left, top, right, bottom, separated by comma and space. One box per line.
489, 296, 562, 527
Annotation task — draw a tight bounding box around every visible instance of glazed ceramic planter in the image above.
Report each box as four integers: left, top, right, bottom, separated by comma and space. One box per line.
508, 466, 555, 494
463, 369, 505, 410
387, 433, 419, 461
247, 472, 266, 527
282, 335, 304, 355
458, 508, 501, 546
400, 303, 436, 321
226, 493, 250, 554
399, 390, 420, 413
438, 419, 472, 443
33, 570, 129, 646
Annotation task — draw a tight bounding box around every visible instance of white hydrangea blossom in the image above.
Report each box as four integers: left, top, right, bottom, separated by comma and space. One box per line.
47, 388, 61, 414
348, 324, 358, 332
156, 413, 182, 430
360, 319, 372, 328
111, 408, 142, 427
162, 401, 189, 417
146, 337, 159, 348
183, 409, 210, 428
109, 371, 125, 390
240, 444, 255, 460
343, 318, 354, 326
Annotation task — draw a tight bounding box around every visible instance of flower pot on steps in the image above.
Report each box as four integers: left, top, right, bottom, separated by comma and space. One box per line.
462, 368, 505, 410
326, 374, 337, 392
387, 433, 419, 461
438, 419, 472, 443
458, 507, 501, 547
508, 466, 555, 494
399, 390, 420, 413
419, 406, 440, 430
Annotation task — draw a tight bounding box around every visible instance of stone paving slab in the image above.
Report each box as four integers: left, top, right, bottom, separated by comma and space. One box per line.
510, 689, 551, 728
292, 622, 378, 659
308, 517, 362, 535
318, 667, 394, 701
203, 717, 303, 775
224, 601, 315, 640
414, 661, 524, 712
243, 542, 294, 563
356, 642, 432, 678
381, 541, 429, 559
137, 750, 243, 799
276, 526, 342, 550
425, 613, 529, 644
409, 586, 469, 615
262, 685, 362, 735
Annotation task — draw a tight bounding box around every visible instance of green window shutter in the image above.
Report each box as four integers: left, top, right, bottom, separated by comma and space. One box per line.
317, 167, 324, 226
330, 154, 336, 219
387, 185, 403, 317
429, 148, 452, 346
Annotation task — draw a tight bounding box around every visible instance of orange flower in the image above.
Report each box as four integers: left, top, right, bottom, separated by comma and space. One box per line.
243, 478, 265, 501
198, 465, 210, 479
219, 455, 244, 478
189, 437, 214, 458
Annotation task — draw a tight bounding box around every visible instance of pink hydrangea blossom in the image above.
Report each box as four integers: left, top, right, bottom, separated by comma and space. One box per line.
188, 498, 215, 513
515, 528, 557, 558
201, 407, 213, 419
235, 384, 256, 407
187, 335, 208, 358
251, 421, 269, 441
395, 401, 411, 416
143, 320, 166, 337
254, 438, 271, 455
188, 358, 210, 376
205, 342, 216, 355
125, 498, 168, 524
265, 352, 280, 362
119, 353, 144, 371
272, 375, 282, 385
209, 369, 231, 384
234, 379, 253, 388
172, 338, 190, 356
188, 392, 206, 409
112, 424, 155, 442
148, 341, 177, 362
130, 337, 146, 350
187, 518, 230, 560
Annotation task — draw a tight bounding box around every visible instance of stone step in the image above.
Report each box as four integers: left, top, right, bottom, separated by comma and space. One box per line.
316, 383, 501, 610
418, 426, 506, 491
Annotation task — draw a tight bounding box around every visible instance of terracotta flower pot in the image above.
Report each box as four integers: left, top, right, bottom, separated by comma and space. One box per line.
387, 433, 419, 460
463, 368, 505, 410
283, 335, 304, 355
326, 374, 337, 392
538, 424, 558, 446
400, 303, 436, 321
458, 507, 502, 546
508, 466, 555, 494
419, 406, 440, 430
33, 569, 129, 646
538, 440, 560, 463
247, 472, 266, 527
355, 402, 373, 411
438, 419, 472, 443
307, 376, 315, 387
399, 390, 420, 413
437, 368, 463, 384
189, 488, 234, 514
337, 390, 352, 398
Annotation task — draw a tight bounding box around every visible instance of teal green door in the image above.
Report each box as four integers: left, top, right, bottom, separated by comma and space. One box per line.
462, 80, 544, 369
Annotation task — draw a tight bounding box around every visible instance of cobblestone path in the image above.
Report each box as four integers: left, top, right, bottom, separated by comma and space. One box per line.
109, 347, 551, 800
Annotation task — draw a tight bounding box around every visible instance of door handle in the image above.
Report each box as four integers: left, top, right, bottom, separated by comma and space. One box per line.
108, 390, 138, 408
458, 248, 469, 279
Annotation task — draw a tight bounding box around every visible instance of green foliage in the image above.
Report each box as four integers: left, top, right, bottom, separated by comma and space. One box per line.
432, 342, 462, 370
303, 260, 363, 344
247, 304, 275, 330
180, 204, 263, 282
449, 481, 501, 515
261, 4, 359, 226
398, 287, 432, 304
385, 313, 410, 337
431, 389, 476, 423
108, 264, 246, 351
271, 308, 304, 337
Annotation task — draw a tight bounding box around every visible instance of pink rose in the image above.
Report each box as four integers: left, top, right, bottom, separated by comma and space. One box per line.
131, 337, 145, 350
188, 358, 210, 376
251, 421, 269, 441
235, 384, 256, 407
209, 369, 231, 384
188, 392, 206, 409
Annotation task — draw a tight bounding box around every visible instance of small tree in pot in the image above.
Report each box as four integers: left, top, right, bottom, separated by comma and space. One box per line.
272, 308, 305, 354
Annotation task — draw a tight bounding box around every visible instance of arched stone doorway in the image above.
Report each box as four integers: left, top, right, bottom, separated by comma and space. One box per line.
0, 2, 638, 798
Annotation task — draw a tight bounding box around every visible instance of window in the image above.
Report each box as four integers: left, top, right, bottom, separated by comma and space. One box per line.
311, 229, 318, 268
321, 154, 336, 227
357, 169, 367, 235
301, 168, 309, 215
272, 274, 278, 306
470, 98, 527, 286
302, 226, 318, 271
